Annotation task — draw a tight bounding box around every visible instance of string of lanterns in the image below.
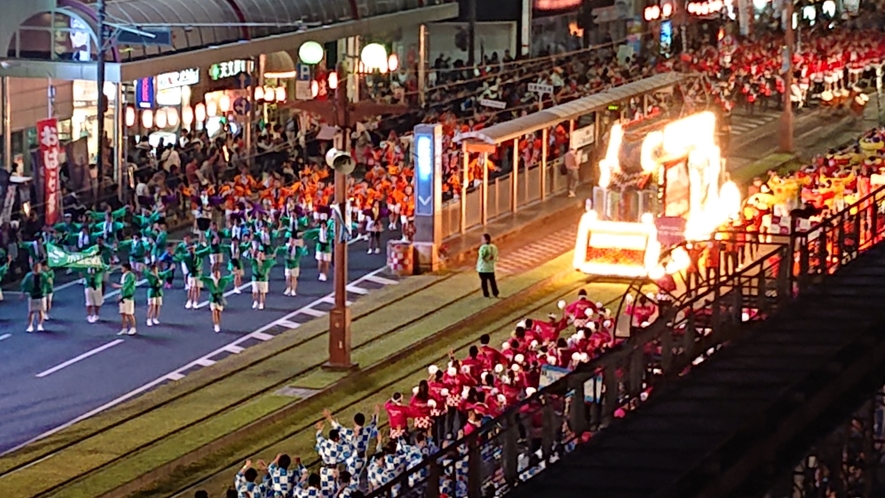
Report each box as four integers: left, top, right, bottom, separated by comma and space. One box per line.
124, 84, 287, 130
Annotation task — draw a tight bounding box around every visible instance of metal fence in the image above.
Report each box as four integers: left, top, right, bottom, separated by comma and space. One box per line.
368, 184, 885, 498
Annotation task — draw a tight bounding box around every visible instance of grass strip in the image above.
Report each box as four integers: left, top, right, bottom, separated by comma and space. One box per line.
10, 257, 574, 497
0, 274, 446, 478
127, 278, 627, 498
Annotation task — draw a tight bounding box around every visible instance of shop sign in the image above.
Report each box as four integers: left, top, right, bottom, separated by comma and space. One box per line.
37, 118, 61, 225
135, 77, 155, 109
480, 99, 506, 110
570, 124, 596, 149
209, 60, 249, 81
156, 68, 200, 91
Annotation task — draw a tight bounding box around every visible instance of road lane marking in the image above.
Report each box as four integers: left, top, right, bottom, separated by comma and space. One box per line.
3, 267, 393, 454
299, 308, 325, 317
195, 358, 216, 367
346, 285, 369, 295
194, 282, 252, 309
35, 339, 125, 378
0, 334, 11, 342
224, 345, 244, 354
365, 274, 398, 286
276, 319, 301, 329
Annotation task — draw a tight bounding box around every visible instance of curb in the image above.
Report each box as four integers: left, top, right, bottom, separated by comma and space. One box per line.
97, 264, 584, 498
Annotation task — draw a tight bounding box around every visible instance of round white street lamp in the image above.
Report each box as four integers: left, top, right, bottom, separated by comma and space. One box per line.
360, 43, 389, 71
299, 41, 324, 65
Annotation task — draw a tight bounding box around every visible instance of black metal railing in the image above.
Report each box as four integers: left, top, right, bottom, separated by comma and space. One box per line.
368, 183, 885, 498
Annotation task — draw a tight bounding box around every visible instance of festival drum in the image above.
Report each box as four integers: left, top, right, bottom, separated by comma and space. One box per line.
820, 90, 834, 107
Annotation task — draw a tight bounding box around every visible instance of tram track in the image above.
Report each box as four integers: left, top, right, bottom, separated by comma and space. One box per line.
5, 259, 609, 498
161, 277, 627, 498
0, 273, 458, 495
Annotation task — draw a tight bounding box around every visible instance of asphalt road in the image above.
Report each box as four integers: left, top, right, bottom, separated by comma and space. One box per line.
0, 229, 400, 455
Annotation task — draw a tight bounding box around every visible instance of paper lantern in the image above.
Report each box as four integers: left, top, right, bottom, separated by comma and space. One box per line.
263, 86, 274, 102
311, 80, 319, 98
328, 71, 339, 90
155, 108, 167, 128
141, 109, 153, 128
182, 105, 194, 127
219, 94, 231, 113
125, 106, 136, 127
274, 86, 287, 102
360, 43, 388, 70
207, 100, 218, 117
254, 86, 265, 101
165, 107, 179, 127
194, 103, 206, 123
387, 54, 399, 72
298, 41, 324, 65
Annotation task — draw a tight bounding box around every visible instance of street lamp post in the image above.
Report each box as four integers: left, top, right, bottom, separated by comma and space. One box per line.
780, 0, 795, 153
285, 62, 408, 369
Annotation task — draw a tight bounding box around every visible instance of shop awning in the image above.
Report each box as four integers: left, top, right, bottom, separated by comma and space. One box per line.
0, 0, 458, 82
105, 0, 452, 61
460, 72, 689, 146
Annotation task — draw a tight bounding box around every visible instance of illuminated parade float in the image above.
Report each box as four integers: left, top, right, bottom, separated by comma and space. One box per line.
574, 111, 741, 278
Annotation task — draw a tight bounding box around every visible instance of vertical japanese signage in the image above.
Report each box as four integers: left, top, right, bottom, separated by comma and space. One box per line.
37, 118, 61, 225
135, 77, 155, 109
413, 124, 442, 217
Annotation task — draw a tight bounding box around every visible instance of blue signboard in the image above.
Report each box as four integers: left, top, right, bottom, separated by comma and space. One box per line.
414, 132, 434, 217
134, 77, 155, 109
296, 63, 311, 81
660, 20, 672, 53
233, 97, 251, 116
234, 71, 252, 89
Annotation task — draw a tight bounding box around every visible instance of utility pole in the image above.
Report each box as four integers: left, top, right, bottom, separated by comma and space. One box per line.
467, 0, 477, 67
96, 0, 107, 188
780, 0, 795, 153
284, 63, 408, 369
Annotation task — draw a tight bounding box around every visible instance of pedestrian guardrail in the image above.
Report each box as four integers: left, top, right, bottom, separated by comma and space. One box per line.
369, 183, 885, 498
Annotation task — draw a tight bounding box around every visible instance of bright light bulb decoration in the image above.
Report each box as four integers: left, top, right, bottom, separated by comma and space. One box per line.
206, 100, 218, 117
125, 106, 136, 127
182, 105, 194, 127
194, 103, 206, 123
155, 108, 167, 128
573, 111, 742, 278
141, 109, 153, 128
165, 107, 180, 127
275, 86, 287, 102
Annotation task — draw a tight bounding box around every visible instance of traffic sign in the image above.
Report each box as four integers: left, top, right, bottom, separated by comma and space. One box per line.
235, 72, 252, 89
233, 97, 251, 116
296, 64, 311, 81
528, 83, 554, 95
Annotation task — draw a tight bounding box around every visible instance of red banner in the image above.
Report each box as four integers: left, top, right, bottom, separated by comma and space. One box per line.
37, 118, 61, 225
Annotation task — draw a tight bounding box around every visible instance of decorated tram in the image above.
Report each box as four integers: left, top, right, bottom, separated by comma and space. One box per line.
573, 110, 742, 278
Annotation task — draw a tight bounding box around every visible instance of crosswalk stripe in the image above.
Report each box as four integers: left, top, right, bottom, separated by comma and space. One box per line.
364, 274, 398, 286
299, 308, 326, 318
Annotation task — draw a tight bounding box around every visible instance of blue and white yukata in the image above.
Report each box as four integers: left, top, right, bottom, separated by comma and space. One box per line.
332, 415, 378, 479
315, 430, 353, 498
